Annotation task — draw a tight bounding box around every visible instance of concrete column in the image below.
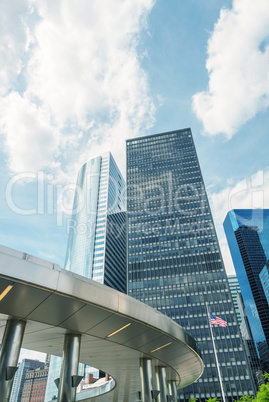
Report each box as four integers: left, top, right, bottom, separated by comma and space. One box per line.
57, 333, 81, 402
168, 380, 178, 402
140, 358, 153, 402
0, 318, 26, 401
156, 366, 167, 402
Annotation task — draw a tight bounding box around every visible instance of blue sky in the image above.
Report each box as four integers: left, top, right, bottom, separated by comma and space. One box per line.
1, 0, 269, 287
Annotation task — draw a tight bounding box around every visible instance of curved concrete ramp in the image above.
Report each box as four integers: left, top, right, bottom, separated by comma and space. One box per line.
0, 245, 203, 401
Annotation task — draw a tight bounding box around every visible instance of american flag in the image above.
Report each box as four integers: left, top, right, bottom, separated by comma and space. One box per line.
210, 313, 227, 327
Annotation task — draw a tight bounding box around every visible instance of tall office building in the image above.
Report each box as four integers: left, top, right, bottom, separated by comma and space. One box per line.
65, 151, 126, 290
237, 292, 262, 388
21, 358, 50, 401
45, 152, 126, 401
127, 129, 255, 401
228, 275, 242, 325
228, 276, 261, 390
260, 262, 269, 304
10, 359, 44, 402
224, 209, 269, 372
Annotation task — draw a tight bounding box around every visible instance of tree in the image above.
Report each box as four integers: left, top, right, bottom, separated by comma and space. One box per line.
255, 372, 269, 402
188, 399, 198, 402
206, 398, 220, 402
233, 395, 255, 402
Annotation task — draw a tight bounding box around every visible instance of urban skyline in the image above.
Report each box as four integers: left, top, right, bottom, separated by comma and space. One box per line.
1, 1, 269, 289
1, 0, 269, 398
3, 130, 267, 400
8, 129, 264, 401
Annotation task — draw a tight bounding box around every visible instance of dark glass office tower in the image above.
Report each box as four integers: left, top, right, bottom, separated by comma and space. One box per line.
227, 275, 261, 389
260, 262, 269, 305
237, 292, 262, 388
227, 275, 242, 325
127, 129, 255, 401
224, 210, 269, 372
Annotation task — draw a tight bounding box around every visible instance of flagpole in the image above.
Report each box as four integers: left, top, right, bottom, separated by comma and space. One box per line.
206, 302, 226, 402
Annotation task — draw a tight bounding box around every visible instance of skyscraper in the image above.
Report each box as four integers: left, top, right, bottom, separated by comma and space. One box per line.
65, 151, 126, 291
260, 262, 269, 305
224, 209, 269, 372
228, 276, 261, 390
45, 152, 126, 401
126, 129, 255, 401
10, 359, 44, 402
237, 292, 262, 388
227, 275, 242, 325
21, 357, 50, 401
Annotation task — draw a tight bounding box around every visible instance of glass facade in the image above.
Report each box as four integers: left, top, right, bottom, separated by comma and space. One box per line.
237, 292, 262, 388
228, 276, 261, 390
65, 151, 126, 291
260, 262, 269, 305
45, 152, 126, 401
227, 275, 241, 325
44, 356, 62, 401
126, 129, 255, 401
224, 209, 269, 372
21, 364, 49, 401
10, 359, 44, 402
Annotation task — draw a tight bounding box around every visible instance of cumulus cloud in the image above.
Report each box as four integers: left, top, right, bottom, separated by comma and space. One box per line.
0, 0, 156, 176
192, 0, 269, 137
19, 348, 46, 363
208, 168, 269, 274
0, 92, 59, 172
0, 0, 31, 95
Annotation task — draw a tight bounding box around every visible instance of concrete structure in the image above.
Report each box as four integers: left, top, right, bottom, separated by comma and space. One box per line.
0, 244, 203, 401
127, 129, 254, 401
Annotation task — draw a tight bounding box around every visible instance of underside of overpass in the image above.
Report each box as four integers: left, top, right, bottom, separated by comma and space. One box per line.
0, 245, 203, 401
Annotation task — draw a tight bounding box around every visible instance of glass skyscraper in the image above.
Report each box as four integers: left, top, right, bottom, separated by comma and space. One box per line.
127, 129, 255, 401
10, 359, 44, 402
227, 276, 261, 389
237, 291, 262, 388
224, 209, 269, 372
260, 262, 269, 305
227, 275, 242, 325
45, 152, 126, 401
65, 151, 126, 291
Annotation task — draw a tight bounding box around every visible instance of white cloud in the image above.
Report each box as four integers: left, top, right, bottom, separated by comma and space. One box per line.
208, 168, 269, 274
0, 0, 156, 176
0, 0, 31, 96
19, 348, 46, 363
0, 92, 59, 172
192, 0, 269, 137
